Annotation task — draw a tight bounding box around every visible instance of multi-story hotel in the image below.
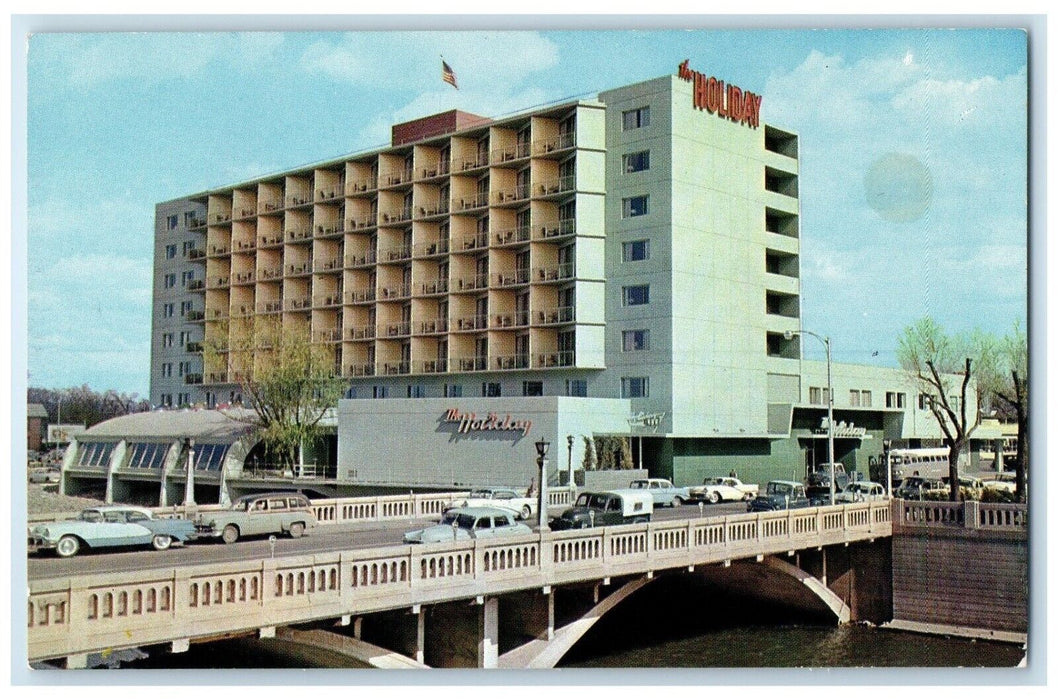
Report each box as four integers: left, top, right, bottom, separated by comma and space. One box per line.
140, 68, 969, 498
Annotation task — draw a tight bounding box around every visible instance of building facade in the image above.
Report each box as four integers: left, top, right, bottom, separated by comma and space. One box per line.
149, 68, 972, 492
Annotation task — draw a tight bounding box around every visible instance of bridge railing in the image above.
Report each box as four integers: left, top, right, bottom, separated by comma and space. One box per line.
27, 501, 891, 665
893, 499, 1027, 532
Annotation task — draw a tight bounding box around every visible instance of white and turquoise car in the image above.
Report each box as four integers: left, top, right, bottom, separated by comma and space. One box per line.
403, 507, 532, 544
28, 506, 197, 558
627, 478, 691, 507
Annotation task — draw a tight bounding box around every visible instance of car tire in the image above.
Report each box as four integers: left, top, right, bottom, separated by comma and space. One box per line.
671, 496, 683, 508
521, 504, 532, 520
56, 535, 80, 558
708, 491, 721, 505
221, 524, 240, 544
289, 522, 306, 538
152, 534, 173, 551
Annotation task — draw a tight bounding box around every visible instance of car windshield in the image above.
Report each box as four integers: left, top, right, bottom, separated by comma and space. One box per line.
468, 490, 492, 498
703, 477, 723, 485
80, 510, 103, 523
768, 483, 792, 495
629, 481, 647, 489
846, 484, 866, 493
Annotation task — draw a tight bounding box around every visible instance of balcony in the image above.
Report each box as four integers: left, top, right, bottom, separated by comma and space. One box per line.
210, 212, 232, 225
382, 361, 410, 375
536, 175, 576, 198
418, 318, 448, 334
457, 154, 489, 172
349, 363, 375, 377
344, 252, 377, 268
346, 325, 375, 341
381, 322, 411, 338
233, 238, 256, 253
458, 232, 489, 252
494, 354, 530, 370
346, 217, 376, 232
537, 306, 575, 325
187, 216, 207, 230
378, 284, 411, 301
230, 304, 253, 318
285, 262, 311, 277
257, 267, 283, 282
284, 297, 312, 311
207, 244, 231, 257
186, 310, 205, 322
454, 315, 488, 332
234, 207, 257, 220
347, 178, 377, 195
231, 270, 256, 285
312, 329, 342, 343
204, 277, 228, 290
536, 351, 575, 368
379, 245, 412, 263
206, 371, 229, 384
419, 278, 449, 296
312, 294, 342, 308
313, 257, 343, 273
493, 226, 531, 247
257, 234, 284, 249
417, 162, 448, 180
205, 308, 229, 321
418, 358, 449, 374
315, 222, 345, 238
285, 193, 312, 208
347, 289, 376, 304
535, 218, 576, 241
186, 341, 203, 353
454, 192, 489, 212
453, 274, 488, 292
493, 269, 530, 288
315, 186, 343, 202
379, 209, 413, 226
257, 300, 283, 314
184, 373, 203, 385
456, 356, 488, 372
533, 263, 575, 283
285, 228, 312, 243
413, 239, 450, 258
381, 169, 413, 188
491, 311, 529, 329
259, 199, 284, 214
188, 248, 206, 261
188, 279, 206, 291
533, 131, 575, 156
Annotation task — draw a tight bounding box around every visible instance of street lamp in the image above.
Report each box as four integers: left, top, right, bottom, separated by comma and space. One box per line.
183, 437, 197, 507
785, 329, 835, 506
535, 438, 551, 532
566, 435, 574, 488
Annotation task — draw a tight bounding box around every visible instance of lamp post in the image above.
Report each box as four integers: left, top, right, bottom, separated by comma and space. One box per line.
785, 329, 835, 506
566, 435, 574, 489
183, 437, 197, 507
535, 438, 551, 532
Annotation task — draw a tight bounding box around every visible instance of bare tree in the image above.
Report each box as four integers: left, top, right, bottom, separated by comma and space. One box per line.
897, 317, 983, 501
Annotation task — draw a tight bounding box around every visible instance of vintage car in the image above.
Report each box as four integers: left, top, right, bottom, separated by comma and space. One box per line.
550, 489, 654, 530
403, 507, 532, 544
688, 476, 759, 504
28, 467, 61, 484
747, 480, 812, 512
627, 478, 691, 507
981, 472, 1017, 494
893, 476, 946, 500
805, 463, 850, 505
835, 481, 888, 504
196, 492, 318, 544
28, 506, 196, 558
445, 487, 537, 520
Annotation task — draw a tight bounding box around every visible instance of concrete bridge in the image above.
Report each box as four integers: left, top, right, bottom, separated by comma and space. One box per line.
28, 500, 895, 668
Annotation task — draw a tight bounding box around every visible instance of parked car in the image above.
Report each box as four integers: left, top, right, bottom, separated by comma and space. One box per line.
445, 487, 536, 520
627, 478, 691, 507
747, 480, 812, 512
403, 507, 532, 544
688, 476, 759, 504
893, 476, 946, 500
551, 489, 654, 530
195, 492, 317, 544
28, 506, 196, 558
28, 467, 60, 484
981, 472, 1017, 494
805, 463, 850, 504
835, 481, 888, 504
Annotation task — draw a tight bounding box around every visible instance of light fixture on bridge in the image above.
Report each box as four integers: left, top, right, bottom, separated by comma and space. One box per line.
536, 438, 551, 533
785, 328, 835, 506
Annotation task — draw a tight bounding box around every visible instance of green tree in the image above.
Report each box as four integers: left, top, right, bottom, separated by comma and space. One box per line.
581, 435, 597, 471
897, 317, 984, 501
210, 317, 346, 470
974, 321, 1028, 500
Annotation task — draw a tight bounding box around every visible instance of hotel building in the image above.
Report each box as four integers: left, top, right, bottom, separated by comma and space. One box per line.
142, 68, 968, 498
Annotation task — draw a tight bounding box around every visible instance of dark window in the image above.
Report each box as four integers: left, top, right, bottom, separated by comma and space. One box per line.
622, 196, 648, 218
622, 239, 650, 262
482, 382, 501, 397
523, 381, 543, 397
622, 106, 650, 131
623, 150, 650, 173
623, 285, 650, 306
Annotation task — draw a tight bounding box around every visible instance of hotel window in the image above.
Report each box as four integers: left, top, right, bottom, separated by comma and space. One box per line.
482, 382, 501, 397
623, 329, 650, 351
861, 390, 872, 407
178, 361, 186, 377
162, 303, 174, 319
184, 211, 197, 227
917, 393, 932, 410
849, 390, 861, 407
523, 381, 543, 397
161, 363, 172, 378
622, 239, 650, 262
373, 386, 388, 399
205, 391, 216, 408
623, 285, 650, 306
165, 244, 176, 259
182, 241, 194, 256
163, 273, 176, 289
166, 214, 179, 230
344, 387, 358, 399
809, 387, 829, 405
407, 385, 426, 398
950, 395, 961, 411
566, 379, 587, 397
623, 150, 650, 173
622, 106, 650, 131
887, 392, 907, 409
179, 331, 190, 346
180, 301, 193, 316
181, 270, 195, 287
622, 195, 649, 218
621, 376, 649, 399
162, 333, 173, 348
444, 383, 462, 398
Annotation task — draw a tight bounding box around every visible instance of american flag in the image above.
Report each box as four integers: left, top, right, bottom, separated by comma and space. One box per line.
442, 60, 458, 89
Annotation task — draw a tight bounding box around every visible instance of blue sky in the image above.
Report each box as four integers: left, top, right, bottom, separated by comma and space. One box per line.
23, 27, 1029, 396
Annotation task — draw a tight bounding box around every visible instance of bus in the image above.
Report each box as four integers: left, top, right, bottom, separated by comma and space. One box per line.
887, 447, 951, 483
